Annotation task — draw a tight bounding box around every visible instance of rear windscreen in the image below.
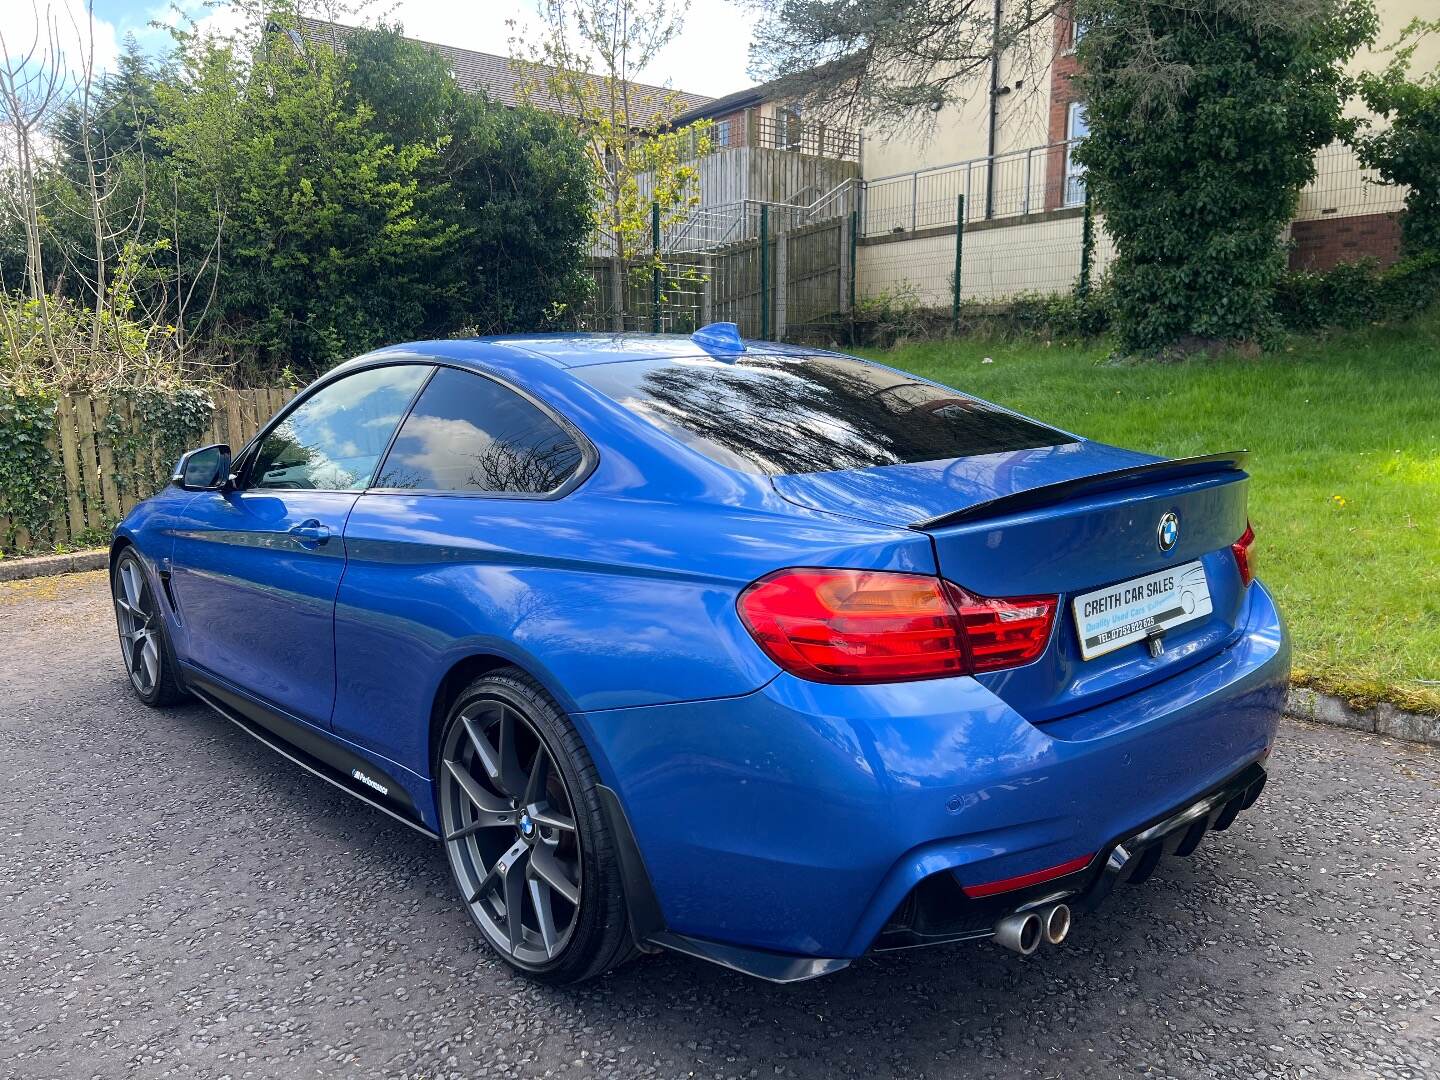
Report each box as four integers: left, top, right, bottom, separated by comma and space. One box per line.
575, 353, 1077, 475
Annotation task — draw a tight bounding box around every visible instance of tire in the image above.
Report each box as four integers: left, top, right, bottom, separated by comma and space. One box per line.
435, 667, 636, 984
111, 548, 187, 707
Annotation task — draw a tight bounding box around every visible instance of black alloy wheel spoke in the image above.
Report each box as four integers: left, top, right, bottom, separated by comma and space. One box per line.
461, 703, 528, 798
494, 706, 529, 797
529, 841, 580, 906
502, 848, 528, 952
444, 758, 510, 816
522, 747, 577, 834
471, 837, 529, 904
526, 873, 560, 957
443, 806, 512, 843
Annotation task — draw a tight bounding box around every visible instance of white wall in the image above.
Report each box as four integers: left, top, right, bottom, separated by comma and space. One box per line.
861, 14, 1058, 181
857, 213, 1118, 304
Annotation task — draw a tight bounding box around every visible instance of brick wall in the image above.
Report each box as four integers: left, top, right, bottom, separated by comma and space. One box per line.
1045, 15, 1082, 212
1289, 212, 1404, 271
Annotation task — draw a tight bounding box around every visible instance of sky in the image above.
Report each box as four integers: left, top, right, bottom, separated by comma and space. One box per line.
17, 1, 763, 99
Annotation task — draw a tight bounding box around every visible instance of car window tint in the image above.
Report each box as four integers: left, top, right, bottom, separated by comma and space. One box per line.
250, 365, 429, 491
574, 354, 1077, 475
373, 367, 583, 494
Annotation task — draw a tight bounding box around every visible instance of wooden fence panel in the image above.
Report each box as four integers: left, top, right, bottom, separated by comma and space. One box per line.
225, 392, 243, 453
74, 395, 104, 533
112, 396, 139, 517
785, 220, 845, 336
57, 395, 86, 539
92, 396, 121, 523
0, 386, 295, 554
43, 421, 64, 544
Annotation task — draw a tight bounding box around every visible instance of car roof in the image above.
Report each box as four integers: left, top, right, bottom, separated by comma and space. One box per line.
320, 329, 854, 431
339, 328, 841, 378
479, 332, 828, 368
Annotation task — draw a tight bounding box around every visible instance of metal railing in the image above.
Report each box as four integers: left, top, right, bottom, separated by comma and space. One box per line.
860, 140, 1085, 237
751, 114, 863, 162
652, 178, 862, 255
1296, 139, 1408, 221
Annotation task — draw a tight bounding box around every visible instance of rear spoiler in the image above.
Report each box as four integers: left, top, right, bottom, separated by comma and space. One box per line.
911, 451, 1250, 530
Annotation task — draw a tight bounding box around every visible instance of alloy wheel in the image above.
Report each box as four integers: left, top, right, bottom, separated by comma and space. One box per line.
114, 558, 161, 695
439, 696, 583, 967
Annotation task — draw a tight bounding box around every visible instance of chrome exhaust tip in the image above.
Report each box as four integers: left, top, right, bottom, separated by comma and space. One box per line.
1040, 903, 1071, 945
993, 911, 1042, 956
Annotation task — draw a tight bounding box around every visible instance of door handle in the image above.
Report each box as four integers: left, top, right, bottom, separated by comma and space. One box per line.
288, 520, 331, 546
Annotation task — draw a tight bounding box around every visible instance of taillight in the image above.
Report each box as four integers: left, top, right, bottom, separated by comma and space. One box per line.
737, 568, 1057, 684
1232, 521, 1255, 587
944, 584, 1059, 673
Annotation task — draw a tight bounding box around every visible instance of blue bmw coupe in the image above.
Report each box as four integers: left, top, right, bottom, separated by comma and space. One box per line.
111, 325, 1288, 984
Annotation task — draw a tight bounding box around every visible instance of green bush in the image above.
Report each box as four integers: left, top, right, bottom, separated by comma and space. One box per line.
848, 282, 1115, 348
1074, 0, 1377, 354
1275, 252, 1440, 330
1355, 18, 1440, 256
851, 283, 941, 345
989, 288, 1113, 341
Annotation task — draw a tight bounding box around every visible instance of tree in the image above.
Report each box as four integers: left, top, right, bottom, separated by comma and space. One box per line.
513, 0, 712, 329
2, 1, 598, 379
0, 6, 73, 319
1355, 18, 1440, 255
142, 4, 596, 374
341, 27, 596, 335
1072, 0, 1377, 354
150, 6, 457, 373
745, 0, 1063, 131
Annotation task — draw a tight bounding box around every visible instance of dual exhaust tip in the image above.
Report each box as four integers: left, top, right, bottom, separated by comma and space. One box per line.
993, 903, 1071, 956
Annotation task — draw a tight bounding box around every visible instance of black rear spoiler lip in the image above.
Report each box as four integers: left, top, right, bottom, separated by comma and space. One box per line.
910, 450, 1251, 531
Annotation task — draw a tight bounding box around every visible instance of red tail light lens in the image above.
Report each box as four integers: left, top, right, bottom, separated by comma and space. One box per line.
1232, 521, 1256, 587
737, 568, 1057, 684
944, 584, 1059, 673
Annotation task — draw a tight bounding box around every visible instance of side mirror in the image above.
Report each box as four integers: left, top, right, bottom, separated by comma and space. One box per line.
173, 444, 232, 491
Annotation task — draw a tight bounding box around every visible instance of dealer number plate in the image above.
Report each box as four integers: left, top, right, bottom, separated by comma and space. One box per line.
1072, 562, 1212, 660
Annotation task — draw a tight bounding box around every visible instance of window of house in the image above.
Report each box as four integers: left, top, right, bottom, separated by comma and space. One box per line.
776, 106, 804, 151
713, 118, 731, 148
373, 367, 584, 495
1065, 102, 1089, 206
249, 365, 430, 491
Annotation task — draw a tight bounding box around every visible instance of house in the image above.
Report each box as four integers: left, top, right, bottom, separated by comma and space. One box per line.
850, 0, 1439, 305
296, 17, 715, 128
294, 5, 1432, 322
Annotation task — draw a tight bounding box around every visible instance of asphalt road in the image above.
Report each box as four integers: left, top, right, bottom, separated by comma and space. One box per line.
2, 569, 1436, 1080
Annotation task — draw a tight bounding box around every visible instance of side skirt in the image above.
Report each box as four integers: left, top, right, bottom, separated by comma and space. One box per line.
182, 666, 438, 841
180, 669, 850, 982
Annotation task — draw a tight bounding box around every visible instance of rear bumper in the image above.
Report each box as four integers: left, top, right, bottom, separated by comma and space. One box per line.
578, 580, 1289, 969
870, 758, 1268, 955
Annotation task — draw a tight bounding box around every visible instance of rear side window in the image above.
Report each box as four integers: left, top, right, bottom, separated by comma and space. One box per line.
374, 367, 583, 494
575, 354, 1075, 475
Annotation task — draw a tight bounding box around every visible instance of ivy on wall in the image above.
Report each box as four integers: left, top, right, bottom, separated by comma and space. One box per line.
102, 387, 216, 500
0, 390, 63, 550
0, 386, 215, 555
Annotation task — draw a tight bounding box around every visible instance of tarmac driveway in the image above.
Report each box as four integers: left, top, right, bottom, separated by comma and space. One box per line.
1, 570, 1436, 1079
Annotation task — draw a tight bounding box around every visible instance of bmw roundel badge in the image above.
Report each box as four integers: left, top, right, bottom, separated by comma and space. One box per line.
1157, 512, 1180, 552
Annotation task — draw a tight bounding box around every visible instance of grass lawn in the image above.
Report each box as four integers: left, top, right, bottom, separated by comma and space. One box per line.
864, 309, 1440, 715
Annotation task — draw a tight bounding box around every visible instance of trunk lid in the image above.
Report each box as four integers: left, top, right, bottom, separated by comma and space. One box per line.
772, 445, 1253, 722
